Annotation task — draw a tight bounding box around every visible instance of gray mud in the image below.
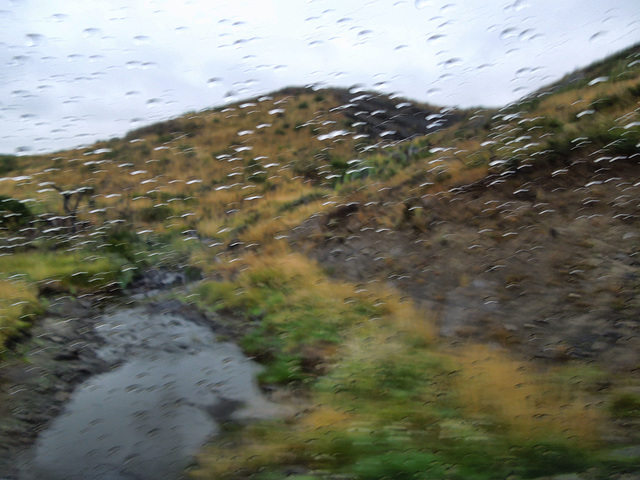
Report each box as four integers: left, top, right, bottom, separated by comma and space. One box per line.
0, 295, 283, 480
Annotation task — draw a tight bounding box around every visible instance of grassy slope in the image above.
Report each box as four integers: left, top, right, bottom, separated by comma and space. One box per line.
0, 45, 639, 478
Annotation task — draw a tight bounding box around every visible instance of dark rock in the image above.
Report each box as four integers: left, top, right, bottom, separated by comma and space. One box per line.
335, 89, 462, 141
324, 202, 359, 229
53, 348, 80, 361
205, 397, 244, 423
37, 280, 70, 297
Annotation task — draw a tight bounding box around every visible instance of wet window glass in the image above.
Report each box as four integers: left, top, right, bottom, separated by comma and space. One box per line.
1, 1, 639, 479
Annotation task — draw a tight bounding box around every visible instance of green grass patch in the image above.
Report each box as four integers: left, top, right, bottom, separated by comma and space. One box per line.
0, 279, 43, 352
609, 393, 640, 419
192, 255, 617, 480
195, 254, 387, 385
0, 251, 122, 288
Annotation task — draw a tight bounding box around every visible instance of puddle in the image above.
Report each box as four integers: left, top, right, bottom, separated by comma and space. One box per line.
22, 307, 281, 480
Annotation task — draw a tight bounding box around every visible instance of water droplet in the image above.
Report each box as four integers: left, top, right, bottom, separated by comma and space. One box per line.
439, 57, 462, 68
588, 76, 608, 86
576, 109, 595, 118
83, 27, 102, 37
518, 28, 535, 41
10, 55, 30, 66
317, 130, 349, 141
25, 33, 44, 47
414, 0, 429, 9
623, 121, 640, 130
133, 35, 151, 45
500, 27, 518, 40
589, 31, 608, 42
207, 77, 222, 88
426, 34, 445, 44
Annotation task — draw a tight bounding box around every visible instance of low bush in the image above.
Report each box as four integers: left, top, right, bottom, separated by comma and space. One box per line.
138, 204, 173, 223
0, 155, 18, 175
609, 393, 640, 418
0, 196, 33, 229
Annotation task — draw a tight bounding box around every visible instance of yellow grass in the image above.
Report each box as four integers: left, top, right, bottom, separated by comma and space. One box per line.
453, 344, 600, 441
0, 279, 39, 347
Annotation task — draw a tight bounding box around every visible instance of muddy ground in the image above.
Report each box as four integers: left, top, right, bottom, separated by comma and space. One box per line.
0, 269, 224, 478
0, 296, 110, 477
292, 157, 640, 371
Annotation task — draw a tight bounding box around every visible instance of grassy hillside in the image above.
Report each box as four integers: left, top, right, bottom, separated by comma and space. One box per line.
0, 87, 463, 346
1, 44, 640, 479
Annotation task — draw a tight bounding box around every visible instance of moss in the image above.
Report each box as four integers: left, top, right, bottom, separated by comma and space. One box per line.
609, 393, 640, 418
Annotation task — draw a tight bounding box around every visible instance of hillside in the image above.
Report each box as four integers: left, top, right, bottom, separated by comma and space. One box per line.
1, 44, 640, 479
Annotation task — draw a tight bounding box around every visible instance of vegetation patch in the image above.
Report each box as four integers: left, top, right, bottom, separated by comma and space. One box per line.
0, 279, 42, 351
191, 252, 607, 480
0, 196, 33, 229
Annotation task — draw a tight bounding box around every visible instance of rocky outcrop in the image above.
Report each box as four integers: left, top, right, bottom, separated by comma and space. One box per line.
335, 90, 464, 141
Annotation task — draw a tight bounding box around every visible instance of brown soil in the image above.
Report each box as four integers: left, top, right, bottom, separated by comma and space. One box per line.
292, 155, 640, 372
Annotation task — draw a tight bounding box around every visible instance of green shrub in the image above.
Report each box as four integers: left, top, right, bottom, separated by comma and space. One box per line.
0, 196, 33, 229
101, 226, 141, 262
0, 155, 18, 175
352, 450, 445, 480
609, 393, 640, 418
628, 83, 640, 98
512, 442, 592, 478
591, 95, 622, 112
138, 204, 173, 223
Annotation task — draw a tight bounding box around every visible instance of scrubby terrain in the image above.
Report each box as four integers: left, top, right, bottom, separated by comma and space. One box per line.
1, 44, 639, 479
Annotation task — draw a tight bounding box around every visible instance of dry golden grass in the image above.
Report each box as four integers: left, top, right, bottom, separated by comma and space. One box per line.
193, 435, 294, 479
452, 344, 601, 441
355, 281, 436, 344
535, 75, 640, 121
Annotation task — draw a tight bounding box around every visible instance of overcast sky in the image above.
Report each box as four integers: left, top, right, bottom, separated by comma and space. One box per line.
1, 0, 639, 155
